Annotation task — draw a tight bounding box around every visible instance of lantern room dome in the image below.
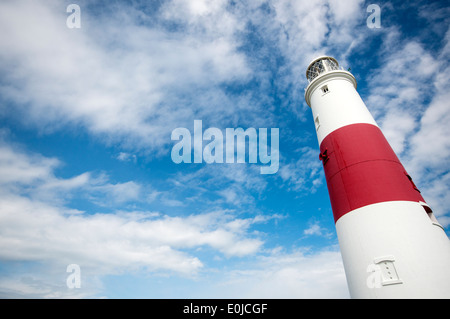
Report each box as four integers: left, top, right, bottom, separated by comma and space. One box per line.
306, 56, 340, 83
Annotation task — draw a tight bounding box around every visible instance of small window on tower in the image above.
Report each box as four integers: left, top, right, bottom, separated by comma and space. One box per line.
314, 115, 320, 131
321, 85, 329, 94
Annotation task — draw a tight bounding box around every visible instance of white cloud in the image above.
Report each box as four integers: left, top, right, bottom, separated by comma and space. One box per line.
89, 180, 143, 205
364, 27, 450, 224
0, 0, 370, 155
0, 138, 273, 297
327, 0, 365, 45
0, 195, 202, 272
378, 109, 416, 154
0, 197, 269, 294
0, 0, 252, 154
168, 163, 268, 209
217, 187, 239, 204
403, 30, 450, 221
303, 221, 333, 238
0, 273, 101, 299
0, 143, 59, 187
0, 140, 144, 206
116, 152, 137, 163
206, 248, 348, 298
279, 146, 323, 193
366, 41, 437, 124
0, 211, 264, 299
408, 91, 450, 177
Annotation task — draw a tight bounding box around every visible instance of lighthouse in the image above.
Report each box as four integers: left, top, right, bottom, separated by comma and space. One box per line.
304, 56, 450, 298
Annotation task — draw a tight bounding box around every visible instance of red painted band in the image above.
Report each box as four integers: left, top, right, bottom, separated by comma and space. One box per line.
319, 123, 425, 223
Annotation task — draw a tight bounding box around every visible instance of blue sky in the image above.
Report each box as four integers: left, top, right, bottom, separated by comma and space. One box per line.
0, 0, 448, 298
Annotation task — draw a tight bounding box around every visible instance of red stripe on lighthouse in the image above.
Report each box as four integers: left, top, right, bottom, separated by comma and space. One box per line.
319, 123, 426, 223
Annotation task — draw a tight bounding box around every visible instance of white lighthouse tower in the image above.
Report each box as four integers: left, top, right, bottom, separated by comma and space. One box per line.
304, 56, 450, 298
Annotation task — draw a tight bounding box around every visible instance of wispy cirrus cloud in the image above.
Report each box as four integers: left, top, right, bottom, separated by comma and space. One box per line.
363, 24, 450, 223
0, 0, 370, 153
0, 0, 253, 154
